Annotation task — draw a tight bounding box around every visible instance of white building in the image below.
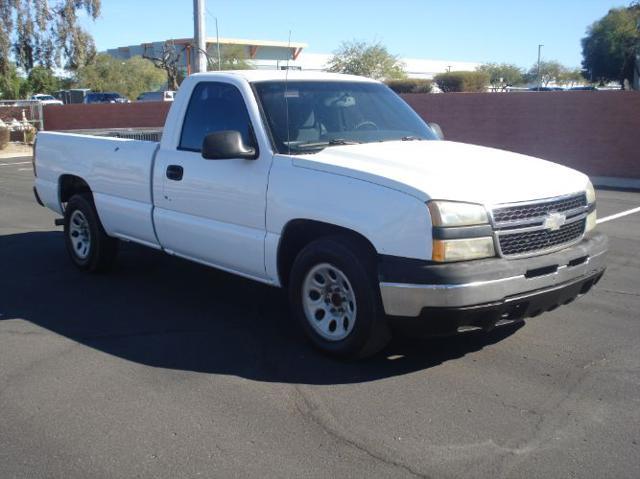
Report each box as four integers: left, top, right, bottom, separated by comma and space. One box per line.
106, 38, 480, 79
107, 37, 308, 75
283, 52, 480, 79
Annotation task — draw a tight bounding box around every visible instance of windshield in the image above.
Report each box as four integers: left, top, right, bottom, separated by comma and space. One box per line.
254, 81, 437, 154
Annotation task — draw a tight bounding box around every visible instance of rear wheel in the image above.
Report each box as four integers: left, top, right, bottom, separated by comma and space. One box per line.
64, 194, 118, 272
289, 236, 390, 359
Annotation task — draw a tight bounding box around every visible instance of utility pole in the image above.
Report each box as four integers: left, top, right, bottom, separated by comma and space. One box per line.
537, 44, 543, 90
193, 0, 207, 73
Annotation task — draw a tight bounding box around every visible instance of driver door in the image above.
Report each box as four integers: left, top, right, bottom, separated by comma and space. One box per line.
152, 81, 271, 280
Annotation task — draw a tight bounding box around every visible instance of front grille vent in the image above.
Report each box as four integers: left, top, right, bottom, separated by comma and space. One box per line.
498, 219, 585, 256
491, 193, 589, 258
493, 193, 586, 224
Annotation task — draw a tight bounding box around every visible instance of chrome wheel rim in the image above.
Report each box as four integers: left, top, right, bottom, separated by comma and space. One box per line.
302, 263, 357, 341
69, 210, 91, 260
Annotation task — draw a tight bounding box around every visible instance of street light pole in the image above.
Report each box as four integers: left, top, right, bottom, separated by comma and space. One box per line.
215, 16, 221, 71
193, 0, 207, 73
537, 44, 544, 89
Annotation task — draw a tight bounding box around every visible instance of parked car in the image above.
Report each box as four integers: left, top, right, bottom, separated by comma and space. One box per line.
137, 90, 175, 102
33, 71, 606, 359
84, 92, 129, 104
30, 94, 63, 106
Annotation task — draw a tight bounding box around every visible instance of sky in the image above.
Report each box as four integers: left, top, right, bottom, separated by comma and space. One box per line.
83, 0, 628, 69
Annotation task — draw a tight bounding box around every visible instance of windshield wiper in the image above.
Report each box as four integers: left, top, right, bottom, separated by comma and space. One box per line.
327, 138, 361, 145
293, 139, 362, 150
400, 136, 422, 141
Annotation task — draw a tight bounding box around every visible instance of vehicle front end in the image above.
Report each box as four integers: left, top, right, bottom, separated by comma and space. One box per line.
379, 183, 606, 335
248, 71, 607, 352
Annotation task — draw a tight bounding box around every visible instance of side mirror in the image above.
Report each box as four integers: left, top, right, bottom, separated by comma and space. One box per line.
429, 122, 445, 140
202, 130, 257, 160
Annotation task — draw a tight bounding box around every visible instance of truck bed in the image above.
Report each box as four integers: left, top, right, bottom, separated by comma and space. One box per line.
35, 131, 161, 247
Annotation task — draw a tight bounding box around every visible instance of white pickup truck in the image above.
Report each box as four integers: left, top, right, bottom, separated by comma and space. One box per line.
33, 71, 606, 358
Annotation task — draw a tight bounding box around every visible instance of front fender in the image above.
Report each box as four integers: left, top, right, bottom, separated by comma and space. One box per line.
266, 156, 432, 260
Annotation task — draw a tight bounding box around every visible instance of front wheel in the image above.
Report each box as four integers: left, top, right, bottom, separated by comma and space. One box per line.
289, 236, 390, 359
64, 193, 118, 272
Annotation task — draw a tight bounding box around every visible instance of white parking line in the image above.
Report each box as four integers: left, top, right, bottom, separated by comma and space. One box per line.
0, 161, 31, 167
597, 206, 640, 224
18, 168, 32, 171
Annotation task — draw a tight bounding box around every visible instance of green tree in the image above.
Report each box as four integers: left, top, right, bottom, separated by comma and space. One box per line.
0, 0, 100, 75
0, 63, 24, 99
581, 3, 640, 88
385, 79, 433, 93
76, 54, 167, 101
327, 40, 406, 80
211, 44, 252, 70
24, 66, 60, 95
558, 67, 585, 87
207, 44, 253, 71
476, 63, 524, 89
434, 71, 489, 92
526, 60, 566, 86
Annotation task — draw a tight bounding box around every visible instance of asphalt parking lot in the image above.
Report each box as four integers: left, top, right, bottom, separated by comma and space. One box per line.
1, 154, 639, 479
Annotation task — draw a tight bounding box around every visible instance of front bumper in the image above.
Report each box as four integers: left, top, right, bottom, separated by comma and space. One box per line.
379, 233, 607, 328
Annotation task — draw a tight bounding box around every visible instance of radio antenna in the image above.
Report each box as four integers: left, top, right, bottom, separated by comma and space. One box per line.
284, 30, 292, 155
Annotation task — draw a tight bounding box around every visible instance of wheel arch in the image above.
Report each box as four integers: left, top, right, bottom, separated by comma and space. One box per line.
276, 219, 378, 288
59, 174, 92, 206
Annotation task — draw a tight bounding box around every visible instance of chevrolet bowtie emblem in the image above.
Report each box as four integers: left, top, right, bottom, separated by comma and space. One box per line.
543, 212, 566, 231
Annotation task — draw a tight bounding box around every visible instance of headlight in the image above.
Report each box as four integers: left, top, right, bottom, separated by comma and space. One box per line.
428, 201, 488, 227
432, 237, 496, 262
586, 181, 596, 204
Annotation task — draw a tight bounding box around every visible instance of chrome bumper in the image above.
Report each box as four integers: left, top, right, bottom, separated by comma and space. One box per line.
380, 240, 607, 317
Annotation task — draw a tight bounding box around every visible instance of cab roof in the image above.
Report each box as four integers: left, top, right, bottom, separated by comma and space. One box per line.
188, 70, 379, 84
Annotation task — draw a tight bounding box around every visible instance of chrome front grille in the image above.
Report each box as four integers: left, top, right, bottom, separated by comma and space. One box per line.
498, 219, 585, 256
491, 193, 589, 258
493, 193, 587, 224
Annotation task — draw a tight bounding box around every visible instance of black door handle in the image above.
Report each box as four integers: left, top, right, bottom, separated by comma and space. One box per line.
166, 165, 183, 181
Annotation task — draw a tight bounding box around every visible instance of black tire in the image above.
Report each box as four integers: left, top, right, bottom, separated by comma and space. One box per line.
64, 193, 118, 272
289, 235, 391, 359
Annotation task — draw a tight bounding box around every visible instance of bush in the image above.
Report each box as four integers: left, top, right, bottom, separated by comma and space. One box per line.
0, 127, 9, 150
24, 128, 36, 145
385, 78, 433, 93
433, 71, 490, 92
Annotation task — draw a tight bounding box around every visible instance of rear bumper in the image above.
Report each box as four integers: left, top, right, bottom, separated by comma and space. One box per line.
379, 233, 607, 326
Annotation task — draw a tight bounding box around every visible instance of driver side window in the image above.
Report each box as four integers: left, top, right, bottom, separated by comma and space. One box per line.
179, 82, 253, 152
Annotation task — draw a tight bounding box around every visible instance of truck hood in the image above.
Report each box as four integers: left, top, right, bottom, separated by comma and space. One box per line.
292, 140, 589, 205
